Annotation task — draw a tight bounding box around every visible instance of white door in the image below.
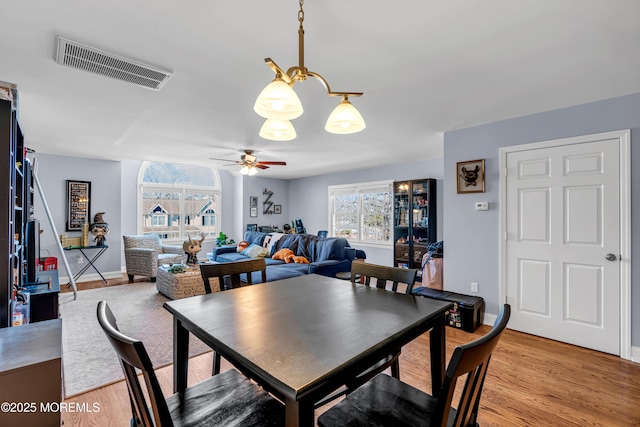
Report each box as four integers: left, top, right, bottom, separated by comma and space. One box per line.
504, 135, 622, 355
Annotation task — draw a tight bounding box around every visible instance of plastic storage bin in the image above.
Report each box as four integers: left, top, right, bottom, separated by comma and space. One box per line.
39, 257, 58, 271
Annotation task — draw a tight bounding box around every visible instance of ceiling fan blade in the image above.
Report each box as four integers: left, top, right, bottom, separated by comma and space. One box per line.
257, 161, 287, 166
255, 164, 270, 170
222, 163, 240, 167
209, 157, 239, 163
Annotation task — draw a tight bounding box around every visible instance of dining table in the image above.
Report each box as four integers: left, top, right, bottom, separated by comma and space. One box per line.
164, 273, 452, 427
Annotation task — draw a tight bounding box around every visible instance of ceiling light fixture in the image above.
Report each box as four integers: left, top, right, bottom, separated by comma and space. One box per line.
255, 0, 365, 141
239, 165, 259, 176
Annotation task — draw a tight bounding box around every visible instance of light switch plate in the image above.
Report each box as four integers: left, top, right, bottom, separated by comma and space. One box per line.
475, 201, 488, 211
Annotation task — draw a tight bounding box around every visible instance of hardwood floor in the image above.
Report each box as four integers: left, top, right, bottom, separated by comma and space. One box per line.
62, 321, 640, 426
60, 276, 640, 425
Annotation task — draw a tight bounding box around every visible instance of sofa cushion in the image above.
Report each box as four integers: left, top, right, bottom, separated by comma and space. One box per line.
316, 238, 348, 262
274, 234, 301, 255
216, 252, 251, 263
265, 258, 285, 266
241, 243, 270, 258
264, 232, 285, 254
295, 234, 319, 261
243, 231, 267, 247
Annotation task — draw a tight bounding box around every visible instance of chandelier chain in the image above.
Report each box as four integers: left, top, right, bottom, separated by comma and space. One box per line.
298, 0, 304, 29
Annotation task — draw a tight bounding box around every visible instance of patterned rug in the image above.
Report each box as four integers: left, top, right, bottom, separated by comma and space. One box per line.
59, 282, 211, 397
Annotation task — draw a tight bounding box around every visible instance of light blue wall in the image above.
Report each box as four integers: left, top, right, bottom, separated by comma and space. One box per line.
237, 177, 290, 240
288, 159, 444, 265
31, 153, 122, 281
443, 92, 640, 345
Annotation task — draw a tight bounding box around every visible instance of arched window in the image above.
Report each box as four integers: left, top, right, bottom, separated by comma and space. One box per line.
137, 162, 221, 242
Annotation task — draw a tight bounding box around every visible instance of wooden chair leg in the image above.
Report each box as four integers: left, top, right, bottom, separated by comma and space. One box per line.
212, 351, 221, 375
390, 358, 400, 379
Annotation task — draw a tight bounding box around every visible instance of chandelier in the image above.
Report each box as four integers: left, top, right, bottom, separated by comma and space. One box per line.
254, 0, 365, 141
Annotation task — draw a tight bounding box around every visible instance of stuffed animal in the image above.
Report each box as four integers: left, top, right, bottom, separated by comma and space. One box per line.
237, 240, 250, 252
285, 254, 310, 264
273, 248, 294, 261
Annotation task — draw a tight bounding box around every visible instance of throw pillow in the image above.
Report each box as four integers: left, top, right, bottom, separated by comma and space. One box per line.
241, 243, 269, 258
266, 232, 285, 255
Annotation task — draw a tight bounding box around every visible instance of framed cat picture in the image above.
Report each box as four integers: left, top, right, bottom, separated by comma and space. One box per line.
456, 159, 485, 194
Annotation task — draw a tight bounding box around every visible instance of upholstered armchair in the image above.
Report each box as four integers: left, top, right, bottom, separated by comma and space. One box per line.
123, 234, 184, 283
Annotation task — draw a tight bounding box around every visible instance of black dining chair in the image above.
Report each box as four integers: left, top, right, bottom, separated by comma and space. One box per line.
351, 261, 418, 294
200, 258, 267, 292
314, 262, 418, 408
96, 301, 284, 427
200, 258, 267, 375
318, 304, 511, 427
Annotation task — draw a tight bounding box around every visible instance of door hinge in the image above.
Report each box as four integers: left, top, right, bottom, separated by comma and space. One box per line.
504, 167, 508, 177
504, 232, 508, 241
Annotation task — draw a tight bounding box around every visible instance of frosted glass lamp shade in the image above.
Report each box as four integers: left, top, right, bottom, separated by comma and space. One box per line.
239, 165, 250, 175
247, 166, 258, 176
254, 78, 303, 120
325, 98, 366, 134
259, 119, 297, 141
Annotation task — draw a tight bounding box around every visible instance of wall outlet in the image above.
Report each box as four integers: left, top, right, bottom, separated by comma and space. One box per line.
471, 282, 479, 292
77, 256, 83, 264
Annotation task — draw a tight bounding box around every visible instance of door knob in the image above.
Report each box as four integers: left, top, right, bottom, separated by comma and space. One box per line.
605, 253, 617, 261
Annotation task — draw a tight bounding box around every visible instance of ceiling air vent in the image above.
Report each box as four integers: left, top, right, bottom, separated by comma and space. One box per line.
55, 36, 172, 91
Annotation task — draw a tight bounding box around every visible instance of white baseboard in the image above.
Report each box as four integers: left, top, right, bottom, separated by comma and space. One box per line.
58, 270, 123, 285
483, 313, 497, 327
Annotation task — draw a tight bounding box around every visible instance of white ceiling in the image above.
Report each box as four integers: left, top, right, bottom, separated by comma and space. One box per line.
1, 0, 638, 179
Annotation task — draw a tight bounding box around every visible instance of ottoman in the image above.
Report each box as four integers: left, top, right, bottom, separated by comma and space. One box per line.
156, 265, 220, 299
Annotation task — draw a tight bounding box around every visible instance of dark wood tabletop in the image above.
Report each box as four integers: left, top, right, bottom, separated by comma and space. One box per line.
164, 273, 452, 427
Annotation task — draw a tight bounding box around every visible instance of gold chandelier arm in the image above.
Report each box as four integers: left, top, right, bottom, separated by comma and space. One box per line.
307, 71, 363, 97
264, 58, 291, 83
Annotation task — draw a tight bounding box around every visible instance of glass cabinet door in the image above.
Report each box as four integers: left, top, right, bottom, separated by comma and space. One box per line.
393, 181, 410, 268
393, 179, 437, 269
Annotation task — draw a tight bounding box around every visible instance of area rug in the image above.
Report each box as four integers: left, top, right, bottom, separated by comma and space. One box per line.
59, 282, 211, 397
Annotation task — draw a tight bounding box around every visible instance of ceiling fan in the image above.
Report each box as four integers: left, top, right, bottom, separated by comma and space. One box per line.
209, 150, 286, 175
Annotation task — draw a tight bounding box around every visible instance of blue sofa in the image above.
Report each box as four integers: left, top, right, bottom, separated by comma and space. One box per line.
208, 231, 365, 282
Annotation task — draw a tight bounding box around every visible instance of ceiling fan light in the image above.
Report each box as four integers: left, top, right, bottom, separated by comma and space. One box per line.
239, 165, 250, 175
254, 77, 303, 120
247, 166, 258, 176
259, 119, 297, 141
325, 98, 366, 134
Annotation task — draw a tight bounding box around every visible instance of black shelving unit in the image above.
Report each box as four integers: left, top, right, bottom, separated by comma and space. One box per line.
1, 95, 25, 328
393, 179, 437, 271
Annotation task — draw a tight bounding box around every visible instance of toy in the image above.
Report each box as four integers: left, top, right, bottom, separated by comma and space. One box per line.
183, 233, 205, 265
273, 248, 294, 261
237, 240, 250, 252
285, 254, 310, 264
89, 212, 110, 246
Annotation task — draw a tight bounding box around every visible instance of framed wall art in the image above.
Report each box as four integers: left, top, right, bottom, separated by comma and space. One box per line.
250, 196, 258, 217
274, 205, 282, 214
66, 180, 91, 230
456, 159, 485, 194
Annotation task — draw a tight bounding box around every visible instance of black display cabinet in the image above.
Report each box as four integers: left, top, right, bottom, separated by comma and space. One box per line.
393, 179, 437, 270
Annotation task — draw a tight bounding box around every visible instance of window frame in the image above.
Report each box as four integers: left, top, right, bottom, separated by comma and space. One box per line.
137, 162, 222, 243
327, 180, 393, 247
